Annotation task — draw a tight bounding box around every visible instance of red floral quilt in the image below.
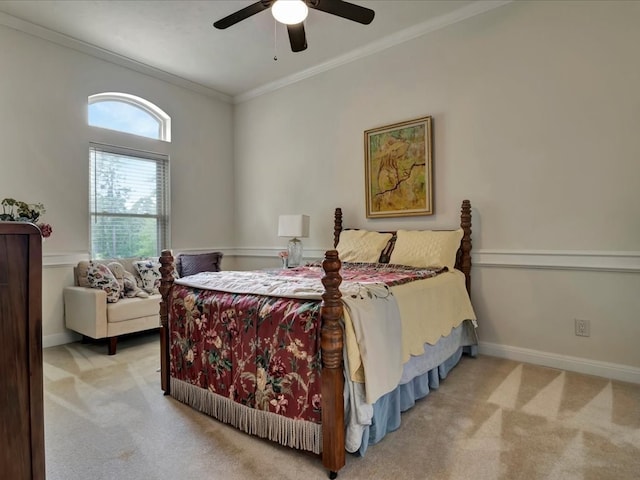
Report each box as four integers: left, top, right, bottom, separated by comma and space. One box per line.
170, 288, 323, 423
169, 263, 443, 425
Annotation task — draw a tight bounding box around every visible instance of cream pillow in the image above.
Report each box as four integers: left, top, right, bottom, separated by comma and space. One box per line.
87, 261, 121, 303
108, 261, 149, 298
336, 230, 393, 263
106, 262, 126, 298
389, 229, 463, 270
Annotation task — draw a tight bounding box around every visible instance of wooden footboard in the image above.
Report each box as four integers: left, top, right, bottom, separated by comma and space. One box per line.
158, 248, 346, 475
458, 199, 472, 294
319, 251, 345, 476
159, 250, 174, 394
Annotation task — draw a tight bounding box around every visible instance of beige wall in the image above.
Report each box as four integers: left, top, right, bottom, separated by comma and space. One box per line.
0, 24, 235, 344
232, 1, 640, 379
1, 1, 638, 381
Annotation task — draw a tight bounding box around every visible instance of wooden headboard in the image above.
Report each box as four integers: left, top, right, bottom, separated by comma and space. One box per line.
332, 199, 472, 293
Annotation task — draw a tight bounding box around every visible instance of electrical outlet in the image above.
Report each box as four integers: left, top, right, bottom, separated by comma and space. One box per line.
575, 319, 590, 337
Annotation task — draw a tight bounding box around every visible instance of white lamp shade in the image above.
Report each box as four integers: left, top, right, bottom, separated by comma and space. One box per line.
278, 214, 310, 238
271, 0, 309, 25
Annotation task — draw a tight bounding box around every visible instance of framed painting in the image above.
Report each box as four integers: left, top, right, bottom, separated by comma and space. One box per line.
364, 115, 433, 218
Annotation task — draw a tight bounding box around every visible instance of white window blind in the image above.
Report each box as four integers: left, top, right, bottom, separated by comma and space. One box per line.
89, 143, 169, 259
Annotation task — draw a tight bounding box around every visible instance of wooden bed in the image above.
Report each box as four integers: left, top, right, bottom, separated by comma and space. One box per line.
159, 199, 473, 478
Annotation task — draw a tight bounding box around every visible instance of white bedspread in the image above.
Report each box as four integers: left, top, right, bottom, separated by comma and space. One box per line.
176, 270, 327, 299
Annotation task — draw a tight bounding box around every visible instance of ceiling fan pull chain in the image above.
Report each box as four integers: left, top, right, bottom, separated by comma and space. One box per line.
273, 18, 278, 61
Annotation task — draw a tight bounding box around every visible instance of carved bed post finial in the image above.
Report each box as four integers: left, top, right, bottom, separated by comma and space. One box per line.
333, 208, 342, 248
460, 200, 472, 294
159, 249, 175, 394
320, 249, 345, 475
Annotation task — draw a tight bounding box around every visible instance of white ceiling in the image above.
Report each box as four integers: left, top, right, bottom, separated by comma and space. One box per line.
0, 1, 507, 101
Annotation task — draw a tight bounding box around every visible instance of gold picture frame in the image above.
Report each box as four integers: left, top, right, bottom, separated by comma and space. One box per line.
364, 115, 433, 218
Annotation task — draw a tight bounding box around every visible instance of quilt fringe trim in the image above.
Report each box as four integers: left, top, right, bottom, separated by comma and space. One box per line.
170, 378, 322, 454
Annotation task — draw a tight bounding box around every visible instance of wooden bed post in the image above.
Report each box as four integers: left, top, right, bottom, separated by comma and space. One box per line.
333, 208, 342, 248
159, 249, 175, 395
320, 250, 345, 478
459, 199, 472, 294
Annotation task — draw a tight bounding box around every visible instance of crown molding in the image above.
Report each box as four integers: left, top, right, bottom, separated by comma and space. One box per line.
234, 0, 512, 103
0, 11, 232, 104
0, 1, 511, 105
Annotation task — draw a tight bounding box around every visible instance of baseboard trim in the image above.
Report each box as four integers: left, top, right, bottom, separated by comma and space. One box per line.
478, 341, 640, 384
43, 332, 638, 384
43, 331, 81, 349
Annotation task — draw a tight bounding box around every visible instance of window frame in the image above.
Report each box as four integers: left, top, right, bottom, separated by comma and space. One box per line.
87, 92, 171, 259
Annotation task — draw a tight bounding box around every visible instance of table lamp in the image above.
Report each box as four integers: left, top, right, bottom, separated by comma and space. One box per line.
278, 214, 310, 267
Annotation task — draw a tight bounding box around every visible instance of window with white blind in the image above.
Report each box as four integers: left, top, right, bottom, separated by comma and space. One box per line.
89, 144, 169, 259
88, 93, 171, 259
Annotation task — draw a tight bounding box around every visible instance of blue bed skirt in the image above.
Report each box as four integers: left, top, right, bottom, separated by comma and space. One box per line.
355, 320, 477, 455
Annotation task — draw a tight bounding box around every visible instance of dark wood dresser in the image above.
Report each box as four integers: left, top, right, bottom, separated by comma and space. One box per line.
0, 222, 45, 479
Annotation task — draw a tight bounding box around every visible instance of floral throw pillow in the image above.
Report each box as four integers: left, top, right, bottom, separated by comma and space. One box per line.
134, 259, 162, 294
87, 262, 121, 303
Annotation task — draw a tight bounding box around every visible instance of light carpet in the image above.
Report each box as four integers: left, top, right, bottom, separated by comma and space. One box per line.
43, 332, 640, 479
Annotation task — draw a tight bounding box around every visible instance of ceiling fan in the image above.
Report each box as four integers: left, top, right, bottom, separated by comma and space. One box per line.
213, 0, 375, 53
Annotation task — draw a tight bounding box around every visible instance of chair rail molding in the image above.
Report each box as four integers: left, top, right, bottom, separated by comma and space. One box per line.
43, 248, 640, 273
474, 249, 640, 273
43, 252, 90, 267
217, 247, 640, 273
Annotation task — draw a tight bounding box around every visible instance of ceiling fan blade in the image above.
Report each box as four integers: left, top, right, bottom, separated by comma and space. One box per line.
308, 0, 375, 25
213, 1, 273, 29
287, 23, 308, 52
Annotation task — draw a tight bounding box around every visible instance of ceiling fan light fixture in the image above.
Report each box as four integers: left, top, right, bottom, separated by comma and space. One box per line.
271, 0, 308, 25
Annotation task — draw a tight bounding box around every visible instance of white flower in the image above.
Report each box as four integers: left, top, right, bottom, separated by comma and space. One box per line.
257, 367, 267, 392
184, 294, 196, 312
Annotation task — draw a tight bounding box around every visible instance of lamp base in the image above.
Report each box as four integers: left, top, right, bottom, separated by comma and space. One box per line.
287, 237, 303, 267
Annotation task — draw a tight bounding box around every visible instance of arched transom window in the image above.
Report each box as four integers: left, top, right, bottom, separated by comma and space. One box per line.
88, 92, 171, 142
